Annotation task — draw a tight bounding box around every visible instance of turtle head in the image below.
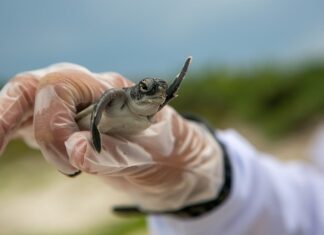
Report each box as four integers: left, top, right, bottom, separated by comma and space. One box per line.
128, 78, 168, 116
128, 57, 192, 116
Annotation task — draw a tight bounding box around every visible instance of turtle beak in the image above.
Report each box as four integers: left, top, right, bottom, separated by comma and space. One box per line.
165, 56, 192, 103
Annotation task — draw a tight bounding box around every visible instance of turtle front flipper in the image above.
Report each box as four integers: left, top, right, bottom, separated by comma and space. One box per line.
160, 56, 192, 110
91, 89, 127, 152
91, 107, 102, 152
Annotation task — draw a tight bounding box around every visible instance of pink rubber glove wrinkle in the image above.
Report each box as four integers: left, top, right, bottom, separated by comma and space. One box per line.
0, 63, 103, 154
33, 67, 131, 175
65, 106, 224, 211
0, 73, 39, 153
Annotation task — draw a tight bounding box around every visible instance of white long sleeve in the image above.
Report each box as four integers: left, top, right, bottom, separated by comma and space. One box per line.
148, 129, 324, 235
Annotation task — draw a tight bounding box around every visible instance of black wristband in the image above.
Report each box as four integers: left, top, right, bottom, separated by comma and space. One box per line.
112, 114, 232, 218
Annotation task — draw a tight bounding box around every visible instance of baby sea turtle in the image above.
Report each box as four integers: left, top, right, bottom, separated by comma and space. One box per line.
76, 57, 192, 152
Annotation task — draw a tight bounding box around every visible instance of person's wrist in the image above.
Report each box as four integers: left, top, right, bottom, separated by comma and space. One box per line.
113, 132, 231, 218
113, 115, 231, 217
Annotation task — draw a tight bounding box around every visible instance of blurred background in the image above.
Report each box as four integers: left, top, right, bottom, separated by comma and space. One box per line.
0, 0, 324, 234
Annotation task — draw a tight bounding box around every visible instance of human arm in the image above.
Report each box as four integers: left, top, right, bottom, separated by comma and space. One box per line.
148, 129, 324, 235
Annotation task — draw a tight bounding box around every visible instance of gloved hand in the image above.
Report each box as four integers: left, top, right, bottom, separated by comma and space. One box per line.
0, 63, 224, 211
0, 63, 100, 153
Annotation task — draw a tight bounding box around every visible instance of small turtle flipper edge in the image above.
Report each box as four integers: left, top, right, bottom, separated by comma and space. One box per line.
161, 56, 192, 109
90, 89, 127, 153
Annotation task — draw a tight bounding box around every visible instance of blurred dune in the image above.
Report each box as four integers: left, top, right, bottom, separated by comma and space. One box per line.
0, 141, 145, 235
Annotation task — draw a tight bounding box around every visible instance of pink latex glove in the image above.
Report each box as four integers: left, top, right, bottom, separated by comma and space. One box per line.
0, 64, 224, 211
0, 63, 100, 153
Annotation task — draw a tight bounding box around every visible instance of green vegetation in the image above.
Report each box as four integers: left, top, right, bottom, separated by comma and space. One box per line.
172, 62, 324, 137
79, 218, 146, 235
26, 218, 146, 235
0, 140, 54, 192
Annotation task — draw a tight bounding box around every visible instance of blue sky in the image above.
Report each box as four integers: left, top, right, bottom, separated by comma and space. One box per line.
0, 0, 324, 80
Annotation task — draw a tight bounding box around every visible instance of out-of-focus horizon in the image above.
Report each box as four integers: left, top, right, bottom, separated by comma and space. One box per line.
1, 1, 324, 235
0, 0, 324, 79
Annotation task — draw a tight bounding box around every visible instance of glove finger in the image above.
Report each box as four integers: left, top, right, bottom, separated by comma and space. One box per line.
125, 106, 188, 158
65, 131, 154, 176
66, 131, 194, 198
0, 74, 38, 152
34, 69, 110, 175
98, 72, 134, 88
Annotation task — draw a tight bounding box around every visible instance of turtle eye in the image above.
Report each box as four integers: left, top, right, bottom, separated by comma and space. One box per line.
140, 81, 149, 92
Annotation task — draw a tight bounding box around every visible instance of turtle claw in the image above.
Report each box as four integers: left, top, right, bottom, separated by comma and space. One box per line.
163, 56, 192, 106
